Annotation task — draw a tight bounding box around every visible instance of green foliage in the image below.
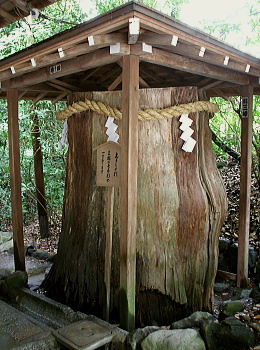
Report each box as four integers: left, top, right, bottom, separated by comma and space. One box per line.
0, 0, 87, 59
200, 20, 241, 42
210, 96, 260, 190
0, 100, 11, 225
0, 100, 67, 228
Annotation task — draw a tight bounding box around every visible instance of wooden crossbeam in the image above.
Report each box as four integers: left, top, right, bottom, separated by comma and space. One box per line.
140, 47, 252, 85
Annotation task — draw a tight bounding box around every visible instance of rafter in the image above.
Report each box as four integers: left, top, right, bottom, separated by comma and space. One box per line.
97, 66, 121, 84
33, 92, 48, 104
139, 76, 150, 88
52, 92, 68, 104
47, 79, 80, 92
0, 6, 16, 23
8, 0, 29, 14
139, 66, 165, 84
81, 67, 102, 82
107, 73, 122, 91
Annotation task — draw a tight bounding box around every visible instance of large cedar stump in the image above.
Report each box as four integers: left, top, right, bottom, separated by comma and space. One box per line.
44, 86, 227, 326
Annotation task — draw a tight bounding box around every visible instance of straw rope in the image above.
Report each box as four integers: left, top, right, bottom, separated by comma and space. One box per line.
56, 99, 219, 121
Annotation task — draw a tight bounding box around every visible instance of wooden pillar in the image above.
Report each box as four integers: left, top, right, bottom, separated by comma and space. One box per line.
7, 88, 25, 271
237, 85, 253, 287
120, 54, 139, 331
31, 108, 49, 239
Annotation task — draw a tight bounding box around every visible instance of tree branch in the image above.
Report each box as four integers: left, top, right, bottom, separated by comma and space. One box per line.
211, 129, 241, 162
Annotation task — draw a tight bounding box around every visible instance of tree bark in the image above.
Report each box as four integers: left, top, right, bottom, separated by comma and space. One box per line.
43, 87, 227, 327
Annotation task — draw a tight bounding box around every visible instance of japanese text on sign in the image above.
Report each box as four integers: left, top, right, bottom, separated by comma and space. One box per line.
96, 142, 121, 187
241, 97, 248, 118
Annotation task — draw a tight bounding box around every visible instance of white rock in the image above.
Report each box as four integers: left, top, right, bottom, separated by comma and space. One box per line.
141, 328, 206, 350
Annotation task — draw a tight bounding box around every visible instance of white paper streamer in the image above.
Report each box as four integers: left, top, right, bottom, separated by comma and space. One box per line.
179, 113, 197, 152
105, 116, 119, 143
182, 137, 196, 152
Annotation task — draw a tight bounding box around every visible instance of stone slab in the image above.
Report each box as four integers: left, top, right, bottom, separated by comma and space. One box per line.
53, 319, 113, 350
0, 300, 53, 349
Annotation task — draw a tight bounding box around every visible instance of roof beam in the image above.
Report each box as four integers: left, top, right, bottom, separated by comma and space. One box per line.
139, 33, 260, 77
3, 48, 122, 89
0, 6, 16, 23
88, 33, 127, 46
0, 41, 119, 82
8, 0, 29, 14
140, 48, 251, 85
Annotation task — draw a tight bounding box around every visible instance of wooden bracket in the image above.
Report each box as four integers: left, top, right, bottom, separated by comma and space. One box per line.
128, 18, 140, 44
110, 43, 131, 56
130, 43, 152, 56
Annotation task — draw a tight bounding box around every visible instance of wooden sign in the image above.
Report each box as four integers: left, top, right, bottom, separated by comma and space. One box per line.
95, 142, 121, 187
241, 97, 248, 118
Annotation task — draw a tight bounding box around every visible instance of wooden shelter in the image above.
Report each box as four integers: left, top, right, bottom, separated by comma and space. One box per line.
1, 1, 260, 330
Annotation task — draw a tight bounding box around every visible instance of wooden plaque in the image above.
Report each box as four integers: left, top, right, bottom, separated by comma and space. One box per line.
95, 142, 121, 187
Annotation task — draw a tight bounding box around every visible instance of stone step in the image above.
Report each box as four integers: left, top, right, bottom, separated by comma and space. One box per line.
0, 300, 59, 349
2, 288, 128, 349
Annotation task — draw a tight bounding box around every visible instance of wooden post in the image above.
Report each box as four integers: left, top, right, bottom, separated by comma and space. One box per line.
237, 85, 253, 288
7, 88, 25, 271
120, 54, 139, 331
31, 107, 49, 238
104, 186, 114, 322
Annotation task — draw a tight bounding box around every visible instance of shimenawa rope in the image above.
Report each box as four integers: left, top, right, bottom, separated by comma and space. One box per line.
56, 99, 219, 121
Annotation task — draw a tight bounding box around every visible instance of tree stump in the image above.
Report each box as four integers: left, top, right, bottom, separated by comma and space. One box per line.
43, 86, 227, 327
